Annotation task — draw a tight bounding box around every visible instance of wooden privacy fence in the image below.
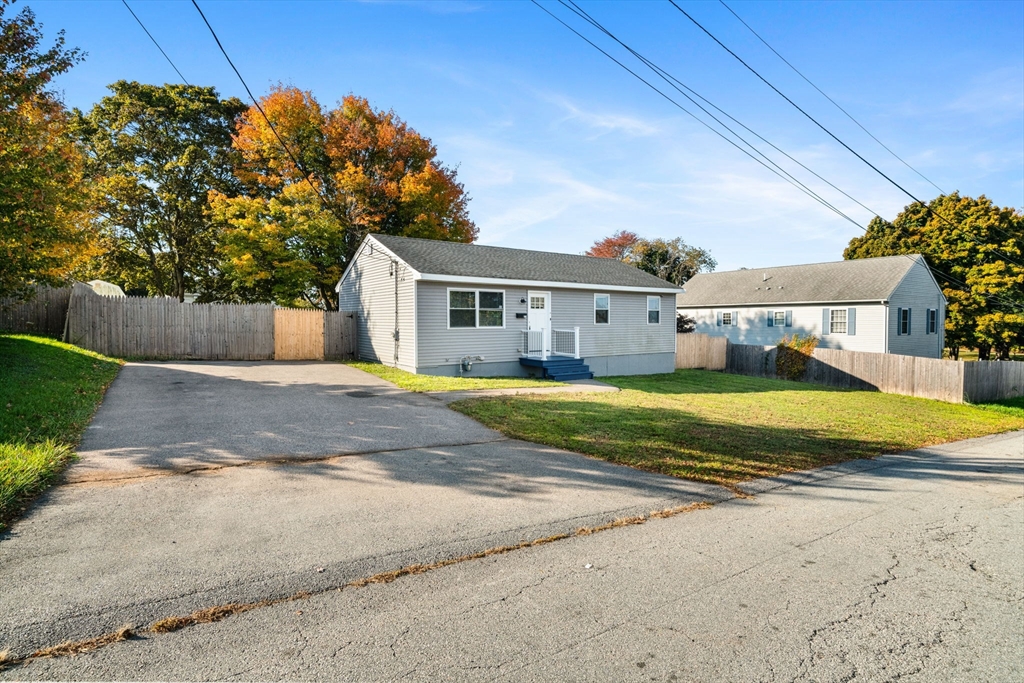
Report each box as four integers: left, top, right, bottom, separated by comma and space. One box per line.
675, 333, 727, 370
962, 360, 1024, 403
722, 341, 1024, 404
64, 283, 356, 361
0, 286, 71, 338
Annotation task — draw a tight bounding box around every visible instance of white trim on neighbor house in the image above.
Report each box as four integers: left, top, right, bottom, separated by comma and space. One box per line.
445, 287, 506, 330
678, 298, 888, 309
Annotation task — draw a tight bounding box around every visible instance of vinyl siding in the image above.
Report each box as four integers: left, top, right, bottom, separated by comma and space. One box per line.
416, 281, 675, 371
679, 303, 887, 353
887, 260, 945, 358
337, 247, 416, 371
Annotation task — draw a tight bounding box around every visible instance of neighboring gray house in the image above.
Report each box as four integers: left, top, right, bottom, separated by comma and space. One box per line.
676, 254, 946, 358
336, 235, 682, 378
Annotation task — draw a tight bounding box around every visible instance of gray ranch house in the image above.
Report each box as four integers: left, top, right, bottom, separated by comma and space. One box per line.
676, 254, 946, 358
336, 235, 682, 379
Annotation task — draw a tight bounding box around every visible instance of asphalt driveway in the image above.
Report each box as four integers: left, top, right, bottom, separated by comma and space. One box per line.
68, 361, 503, 482
0, 361, 728, 657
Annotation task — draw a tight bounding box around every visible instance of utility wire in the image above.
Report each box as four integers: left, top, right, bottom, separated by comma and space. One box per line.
561, 0, 881, 222
531, 1, 865, 234
122, 0, 190, 84
190, 0, 332, 212
668, 0, 1024, 270
536, 1, 1021, 310
717, 0, 945, 196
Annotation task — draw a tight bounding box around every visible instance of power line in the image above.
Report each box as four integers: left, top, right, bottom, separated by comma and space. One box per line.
534, 2, 1022, 311
560, 0, 881, 222
189, 0, 332, 212
530, 1, 866, 235
717, 0, 945, 196
121, 0, 190, 85
667, 0, 1024, 270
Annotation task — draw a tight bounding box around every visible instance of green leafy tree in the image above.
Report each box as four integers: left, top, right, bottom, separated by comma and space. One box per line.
212, 86, 477, 310
77, 81, 246, 301
844, 193, 1023, 359
0, 1, 94, 301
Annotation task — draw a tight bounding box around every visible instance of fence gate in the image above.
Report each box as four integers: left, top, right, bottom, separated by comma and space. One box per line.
274, 309, 325, 360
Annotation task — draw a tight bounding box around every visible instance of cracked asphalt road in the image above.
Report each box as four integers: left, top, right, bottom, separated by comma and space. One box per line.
0, 362, 728, 658
4, 429, 1021, 682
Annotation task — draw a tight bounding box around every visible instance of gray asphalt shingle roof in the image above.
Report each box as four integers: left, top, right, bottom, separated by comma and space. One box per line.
371, 235, 681, 290
675, 254, 926, 307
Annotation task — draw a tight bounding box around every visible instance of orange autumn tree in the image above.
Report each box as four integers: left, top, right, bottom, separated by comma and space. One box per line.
211, 86, 476, 309
585, 230, 640, 260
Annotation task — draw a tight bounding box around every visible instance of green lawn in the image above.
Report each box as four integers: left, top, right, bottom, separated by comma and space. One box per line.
451, 370, 1024, 488
0, 335, 122, 530
344, 361, 565, 392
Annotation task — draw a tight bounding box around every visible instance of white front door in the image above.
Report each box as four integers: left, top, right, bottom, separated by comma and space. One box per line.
527, 291, 551, 357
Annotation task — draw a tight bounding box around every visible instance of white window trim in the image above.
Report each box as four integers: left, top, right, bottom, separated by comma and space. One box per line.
647, 295, 661, 325
722, 311, 733, 326
446, 287, 506, 330
773, 311, 786, 327
594, 293, 611, 325
830, 308, 848, 334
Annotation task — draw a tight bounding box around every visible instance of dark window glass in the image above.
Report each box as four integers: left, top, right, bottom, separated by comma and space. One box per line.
450, 309, 476, 328
478, 310, 502, 327
450, 291, 475, 309
479, 291, 503, 310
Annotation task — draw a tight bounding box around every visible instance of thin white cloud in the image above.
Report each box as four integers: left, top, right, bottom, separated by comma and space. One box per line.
535, 92, 661, 138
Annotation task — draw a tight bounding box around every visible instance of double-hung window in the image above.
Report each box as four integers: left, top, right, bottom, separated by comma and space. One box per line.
830, 308, 848, 334
721, 311, 733, 326
926, 308, 938, 334
594, 294, 610, 324
647, 296, 661, 324
449, 289, 504, 328
898, 308, 911, 335
773, 311, 786, 327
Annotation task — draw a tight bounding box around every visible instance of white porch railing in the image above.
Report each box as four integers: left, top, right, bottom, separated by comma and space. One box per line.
552, 327, 580, 359
521, 329, 545, 358
521, 327, 580, 360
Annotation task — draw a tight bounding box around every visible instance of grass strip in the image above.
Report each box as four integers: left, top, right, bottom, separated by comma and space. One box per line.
344, 361, 565, 392
0, 335, 122, 530
451, 369, 1024, 488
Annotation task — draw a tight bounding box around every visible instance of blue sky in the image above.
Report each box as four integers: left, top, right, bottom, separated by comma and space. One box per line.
30, 0, 1024, 271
